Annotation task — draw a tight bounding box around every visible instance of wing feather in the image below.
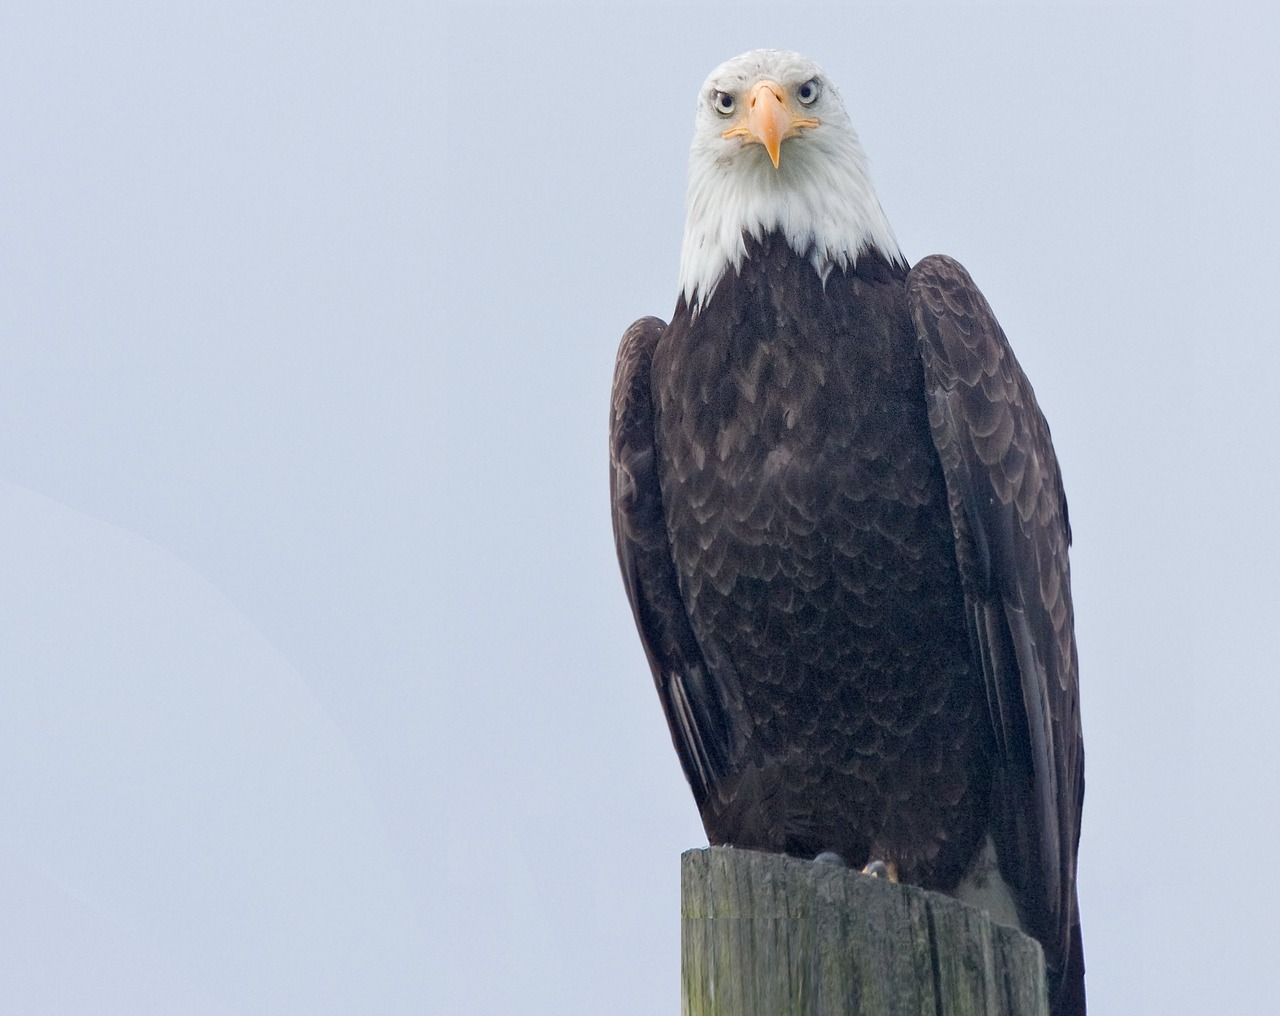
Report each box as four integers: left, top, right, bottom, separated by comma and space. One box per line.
610, 317, 740, 809
908, 255, 1084, 1006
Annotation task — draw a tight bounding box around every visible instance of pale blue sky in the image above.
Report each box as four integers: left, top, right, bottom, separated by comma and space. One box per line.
0, 3, 1275, 1013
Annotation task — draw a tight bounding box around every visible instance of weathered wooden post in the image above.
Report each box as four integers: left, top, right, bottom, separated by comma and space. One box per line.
682, 847, 1047, 1016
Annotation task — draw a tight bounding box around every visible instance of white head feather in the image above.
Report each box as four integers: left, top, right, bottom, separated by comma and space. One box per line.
677, 50, 903, 310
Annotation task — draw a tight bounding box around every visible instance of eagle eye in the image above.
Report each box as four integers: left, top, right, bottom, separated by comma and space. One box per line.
712, 90, 735, 116
796, 78, 821, 106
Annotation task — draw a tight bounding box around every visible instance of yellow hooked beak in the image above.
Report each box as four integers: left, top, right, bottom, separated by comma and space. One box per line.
721, 80, 819, 168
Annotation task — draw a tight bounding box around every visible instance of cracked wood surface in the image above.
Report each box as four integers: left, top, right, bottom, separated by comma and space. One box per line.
682, 847, 1047, 1016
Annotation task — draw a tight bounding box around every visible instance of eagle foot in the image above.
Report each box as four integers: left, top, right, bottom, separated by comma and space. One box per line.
861, 859, 899, 883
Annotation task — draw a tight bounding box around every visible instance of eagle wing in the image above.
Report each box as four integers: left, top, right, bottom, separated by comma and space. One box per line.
610, 316, 742, 811
907, 255, 1084, 1000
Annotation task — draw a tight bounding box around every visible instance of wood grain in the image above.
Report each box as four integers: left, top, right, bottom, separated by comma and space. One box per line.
682, 847, 1047, 1016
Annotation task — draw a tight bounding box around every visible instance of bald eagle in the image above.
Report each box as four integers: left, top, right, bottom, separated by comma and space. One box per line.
609, 50, 1085, 1014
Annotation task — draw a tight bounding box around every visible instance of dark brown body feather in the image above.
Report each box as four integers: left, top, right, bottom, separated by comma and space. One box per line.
611, 232, 1084, 1014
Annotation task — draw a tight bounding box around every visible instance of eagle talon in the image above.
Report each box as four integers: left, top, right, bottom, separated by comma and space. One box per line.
861, 859, 899, 883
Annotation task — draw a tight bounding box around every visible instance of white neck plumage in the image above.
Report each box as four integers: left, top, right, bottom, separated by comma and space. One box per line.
676, 119, 903, 312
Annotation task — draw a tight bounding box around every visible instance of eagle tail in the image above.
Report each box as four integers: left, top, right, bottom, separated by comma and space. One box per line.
1052, 912, 1086, 1016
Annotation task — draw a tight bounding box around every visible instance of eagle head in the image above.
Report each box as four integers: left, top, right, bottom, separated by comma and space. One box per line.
677, 50, 903, 311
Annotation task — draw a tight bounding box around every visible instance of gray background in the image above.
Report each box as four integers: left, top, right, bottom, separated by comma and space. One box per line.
1, 2, 1275, 1013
